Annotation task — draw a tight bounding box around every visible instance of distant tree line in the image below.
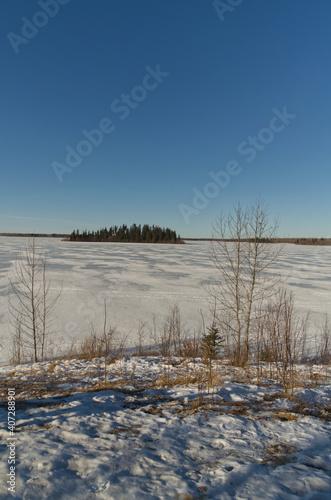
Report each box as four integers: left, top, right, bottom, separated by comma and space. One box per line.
69, 224, 184, 244
295, 238, 331, 246
0, 233, 68, 238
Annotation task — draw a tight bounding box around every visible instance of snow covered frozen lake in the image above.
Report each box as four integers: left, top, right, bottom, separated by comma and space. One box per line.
0, 237, 331, 364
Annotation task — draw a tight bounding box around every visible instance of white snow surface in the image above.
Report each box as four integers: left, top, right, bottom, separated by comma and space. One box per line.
1, 237, 331, 364
0, 356, 331, 499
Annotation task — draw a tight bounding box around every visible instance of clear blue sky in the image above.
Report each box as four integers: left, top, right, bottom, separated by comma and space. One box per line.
0, 0, 330, 238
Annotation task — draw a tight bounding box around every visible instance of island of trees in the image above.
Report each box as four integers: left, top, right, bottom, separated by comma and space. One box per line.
69, 224, 184, 244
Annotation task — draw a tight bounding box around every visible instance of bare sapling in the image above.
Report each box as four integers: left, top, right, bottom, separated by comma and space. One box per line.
92, 300, 116, 382
149, 302, 186, 358
263, 288, 309, 393
311, 315, 331, 383
0, 312, 5, 358
135, 320, 148, 356
167, 301, 185, 356
161, 302, 183, 357
182, 329, 200, 359
254, 298, 267, 384
316, 315, 331, 365
9, 236, 61, 363
149, 313, 161, 355
210, 198, 284, 366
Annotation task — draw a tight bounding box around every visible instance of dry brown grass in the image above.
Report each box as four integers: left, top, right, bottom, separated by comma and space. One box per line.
145, 406, 163, 415
174, 494, 207, 500
310, 370, 326, 386
19, 422, 54, 432
2, 353, 331, 431
227, 403, 249, 416
47, 360, 57, 372
152, 372, 203, 388
273, 410, 299, 421
263, 442, 298, 466
110, 425, 141, 436
105, 356, 119, 365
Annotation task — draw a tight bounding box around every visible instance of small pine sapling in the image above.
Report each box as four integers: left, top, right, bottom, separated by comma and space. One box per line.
201, 323, 224, 361
200, 322, 224, 394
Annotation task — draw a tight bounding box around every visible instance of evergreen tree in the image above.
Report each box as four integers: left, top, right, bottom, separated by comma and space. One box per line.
200, 323, 224, 361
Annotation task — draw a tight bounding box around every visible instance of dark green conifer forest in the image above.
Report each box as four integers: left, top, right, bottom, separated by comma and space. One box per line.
70, 224, 183, 244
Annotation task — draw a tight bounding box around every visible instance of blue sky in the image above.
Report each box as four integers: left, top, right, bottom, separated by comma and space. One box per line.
0, 0, 330, 238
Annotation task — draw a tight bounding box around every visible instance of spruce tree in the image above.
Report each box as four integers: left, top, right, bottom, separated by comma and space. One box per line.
200, 322, 224, 394
200, 323, 224, 361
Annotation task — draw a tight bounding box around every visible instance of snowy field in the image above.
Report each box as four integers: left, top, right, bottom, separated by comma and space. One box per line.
1, 237, 331, 499
0, 356, 331, 499
0, 237, 331, 364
